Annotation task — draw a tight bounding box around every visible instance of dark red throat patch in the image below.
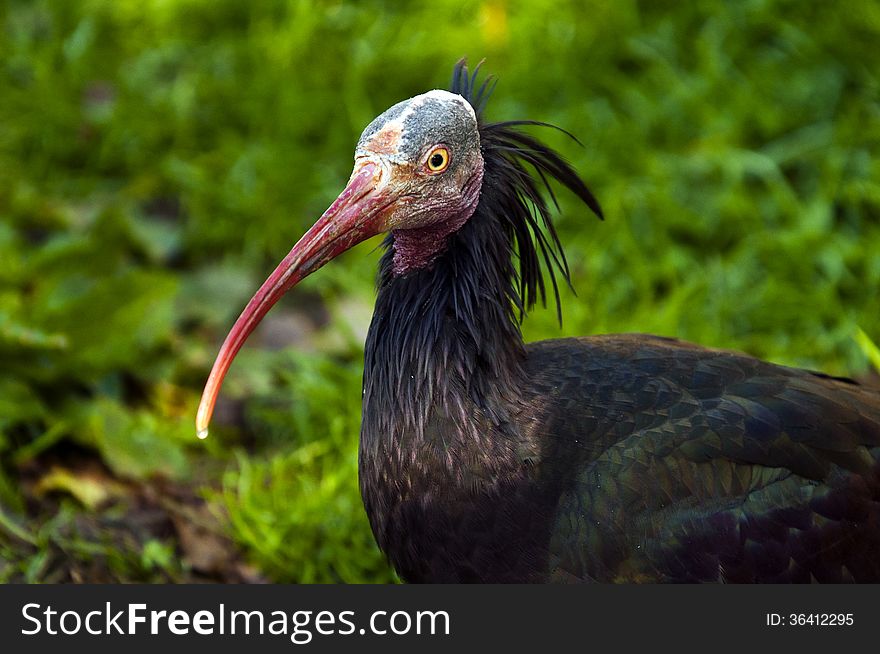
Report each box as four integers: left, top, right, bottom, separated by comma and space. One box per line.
391, 214, 471, 275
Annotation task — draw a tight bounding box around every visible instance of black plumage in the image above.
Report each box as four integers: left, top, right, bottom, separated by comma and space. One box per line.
199, 61, 880, 583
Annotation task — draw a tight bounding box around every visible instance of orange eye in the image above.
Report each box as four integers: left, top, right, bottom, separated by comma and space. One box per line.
426, 147, 450, 173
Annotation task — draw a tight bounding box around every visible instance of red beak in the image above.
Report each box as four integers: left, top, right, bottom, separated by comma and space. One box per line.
196, 161, 388, 438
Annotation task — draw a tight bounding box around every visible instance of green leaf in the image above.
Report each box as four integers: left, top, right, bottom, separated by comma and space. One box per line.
855, 327, 880, 373
73, 398, 189, 481
34, 269, 179, 379
35, 466, 123, 511
0, 376, 47, 430
0, 312, 68, 352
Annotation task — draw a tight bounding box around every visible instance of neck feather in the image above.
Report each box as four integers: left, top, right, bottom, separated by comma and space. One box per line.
362, 174, 526, 445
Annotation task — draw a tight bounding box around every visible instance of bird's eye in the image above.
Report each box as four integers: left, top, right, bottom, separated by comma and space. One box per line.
426, 147, 450, 173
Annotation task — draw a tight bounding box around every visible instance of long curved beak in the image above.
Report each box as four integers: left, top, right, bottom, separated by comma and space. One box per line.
196, 161, 389, 438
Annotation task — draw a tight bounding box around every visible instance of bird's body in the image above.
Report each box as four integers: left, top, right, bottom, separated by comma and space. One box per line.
198, 62, 880, 582
366, 331, 880, 582
360, 153, 880, 582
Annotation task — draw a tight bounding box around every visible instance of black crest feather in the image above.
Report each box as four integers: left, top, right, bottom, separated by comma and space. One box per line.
451, 59, 602, 322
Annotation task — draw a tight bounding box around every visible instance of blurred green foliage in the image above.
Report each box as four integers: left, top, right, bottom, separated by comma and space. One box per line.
0, 0, 878, 582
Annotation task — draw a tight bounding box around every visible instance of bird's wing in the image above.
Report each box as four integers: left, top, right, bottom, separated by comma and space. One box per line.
524, 334, 880, 582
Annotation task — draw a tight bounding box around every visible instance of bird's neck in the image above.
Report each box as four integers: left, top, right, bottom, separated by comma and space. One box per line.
360, 190, 548, 581
361, 194, 526, 449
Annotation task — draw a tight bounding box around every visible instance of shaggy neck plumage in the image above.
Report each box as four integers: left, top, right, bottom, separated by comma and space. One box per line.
361, 168, 526, 448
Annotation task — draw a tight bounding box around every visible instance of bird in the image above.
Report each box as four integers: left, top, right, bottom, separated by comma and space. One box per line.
197, 61, 880, 583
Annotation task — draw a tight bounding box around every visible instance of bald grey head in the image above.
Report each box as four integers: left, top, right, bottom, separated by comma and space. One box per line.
353, 90, 485, 273
356, 89, 479, 164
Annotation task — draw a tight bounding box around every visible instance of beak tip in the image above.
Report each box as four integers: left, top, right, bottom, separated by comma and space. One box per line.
196, 396, 213, 440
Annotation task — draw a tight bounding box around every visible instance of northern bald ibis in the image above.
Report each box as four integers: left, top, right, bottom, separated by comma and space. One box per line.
198, 62, 880, 582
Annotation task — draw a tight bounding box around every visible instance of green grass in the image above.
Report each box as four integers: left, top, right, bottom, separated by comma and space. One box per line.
0, 0, 878, 582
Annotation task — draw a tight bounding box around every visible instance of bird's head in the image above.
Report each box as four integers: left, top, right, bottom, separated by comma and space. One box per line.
196, 88, 485, 437
355, 89, 484, 235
